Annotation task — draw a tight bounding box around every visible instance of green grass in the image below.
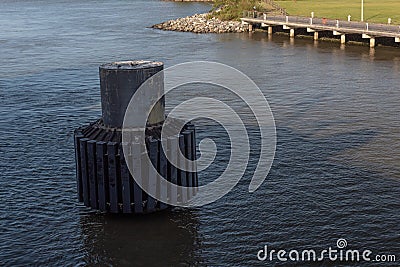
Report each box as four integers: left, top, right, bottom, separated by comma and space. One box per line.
210, 0, 270, 20
275, 0, 400, 24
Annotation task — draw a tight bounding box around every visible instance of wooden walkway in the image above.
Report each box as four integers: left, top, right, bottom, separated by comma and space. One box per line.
241, 12, 400, 47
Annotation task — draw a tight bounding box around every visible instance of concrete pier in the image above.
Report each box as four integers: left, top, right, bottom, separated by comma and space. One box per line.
241, 13, 400, 48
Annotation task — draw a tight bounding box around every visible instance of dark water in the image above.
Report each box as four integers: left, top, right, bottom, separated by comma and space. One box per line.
1, 0, 400, 266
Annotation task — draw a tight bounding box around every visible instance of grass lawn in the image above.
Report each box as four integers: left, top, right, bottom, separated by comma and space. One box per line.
275, 0, 400, 24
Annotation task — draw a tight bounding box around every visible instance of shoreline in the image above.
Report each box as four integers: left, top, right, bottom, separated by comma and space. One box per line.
152, 1, 399, 48
152, 13, 248, 33
152, 14, 400, 48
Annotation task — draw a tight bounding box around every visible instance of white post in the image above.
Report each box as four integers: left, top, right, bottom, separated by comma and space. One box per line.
341, 34, 346, 44
311, 12, 314, 18
336, 20, 339, 28
348, 15, 351, 22
290, 28, 295, 38
366, 22, 369, 31
249, 24, 253, 32
370, 37, 375, 48
388, 18, 392, 25
286, 16, 289, 23
361, 0, 364, 22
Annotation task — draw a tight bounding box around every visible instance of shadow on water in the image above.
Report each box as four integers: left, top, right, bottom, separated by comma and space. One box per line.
216, 32, 400, 64
79, 209, 201, 266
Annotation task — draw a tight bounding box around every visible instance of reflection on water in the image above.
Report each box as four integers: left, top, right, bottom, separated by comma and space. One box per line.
80, 210, 200, 266
220, 31, 400, 63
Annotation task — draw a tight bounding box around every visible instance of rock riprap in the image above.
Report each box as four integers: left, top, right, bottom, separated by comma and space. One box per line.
152, 13, 248, 33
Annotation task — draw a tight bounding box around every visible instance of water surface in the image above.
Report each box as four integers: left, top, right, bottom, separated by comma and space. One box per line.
0, 0, 399, 266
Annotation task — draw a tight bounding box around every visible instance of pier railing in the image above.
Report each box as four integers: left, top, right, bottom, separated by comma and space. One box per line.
242, 12, 400, 35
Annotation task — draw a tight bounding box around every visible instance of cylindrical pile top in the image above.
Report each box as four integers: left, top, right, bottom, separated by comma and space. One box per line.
99, 60, 164, 129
